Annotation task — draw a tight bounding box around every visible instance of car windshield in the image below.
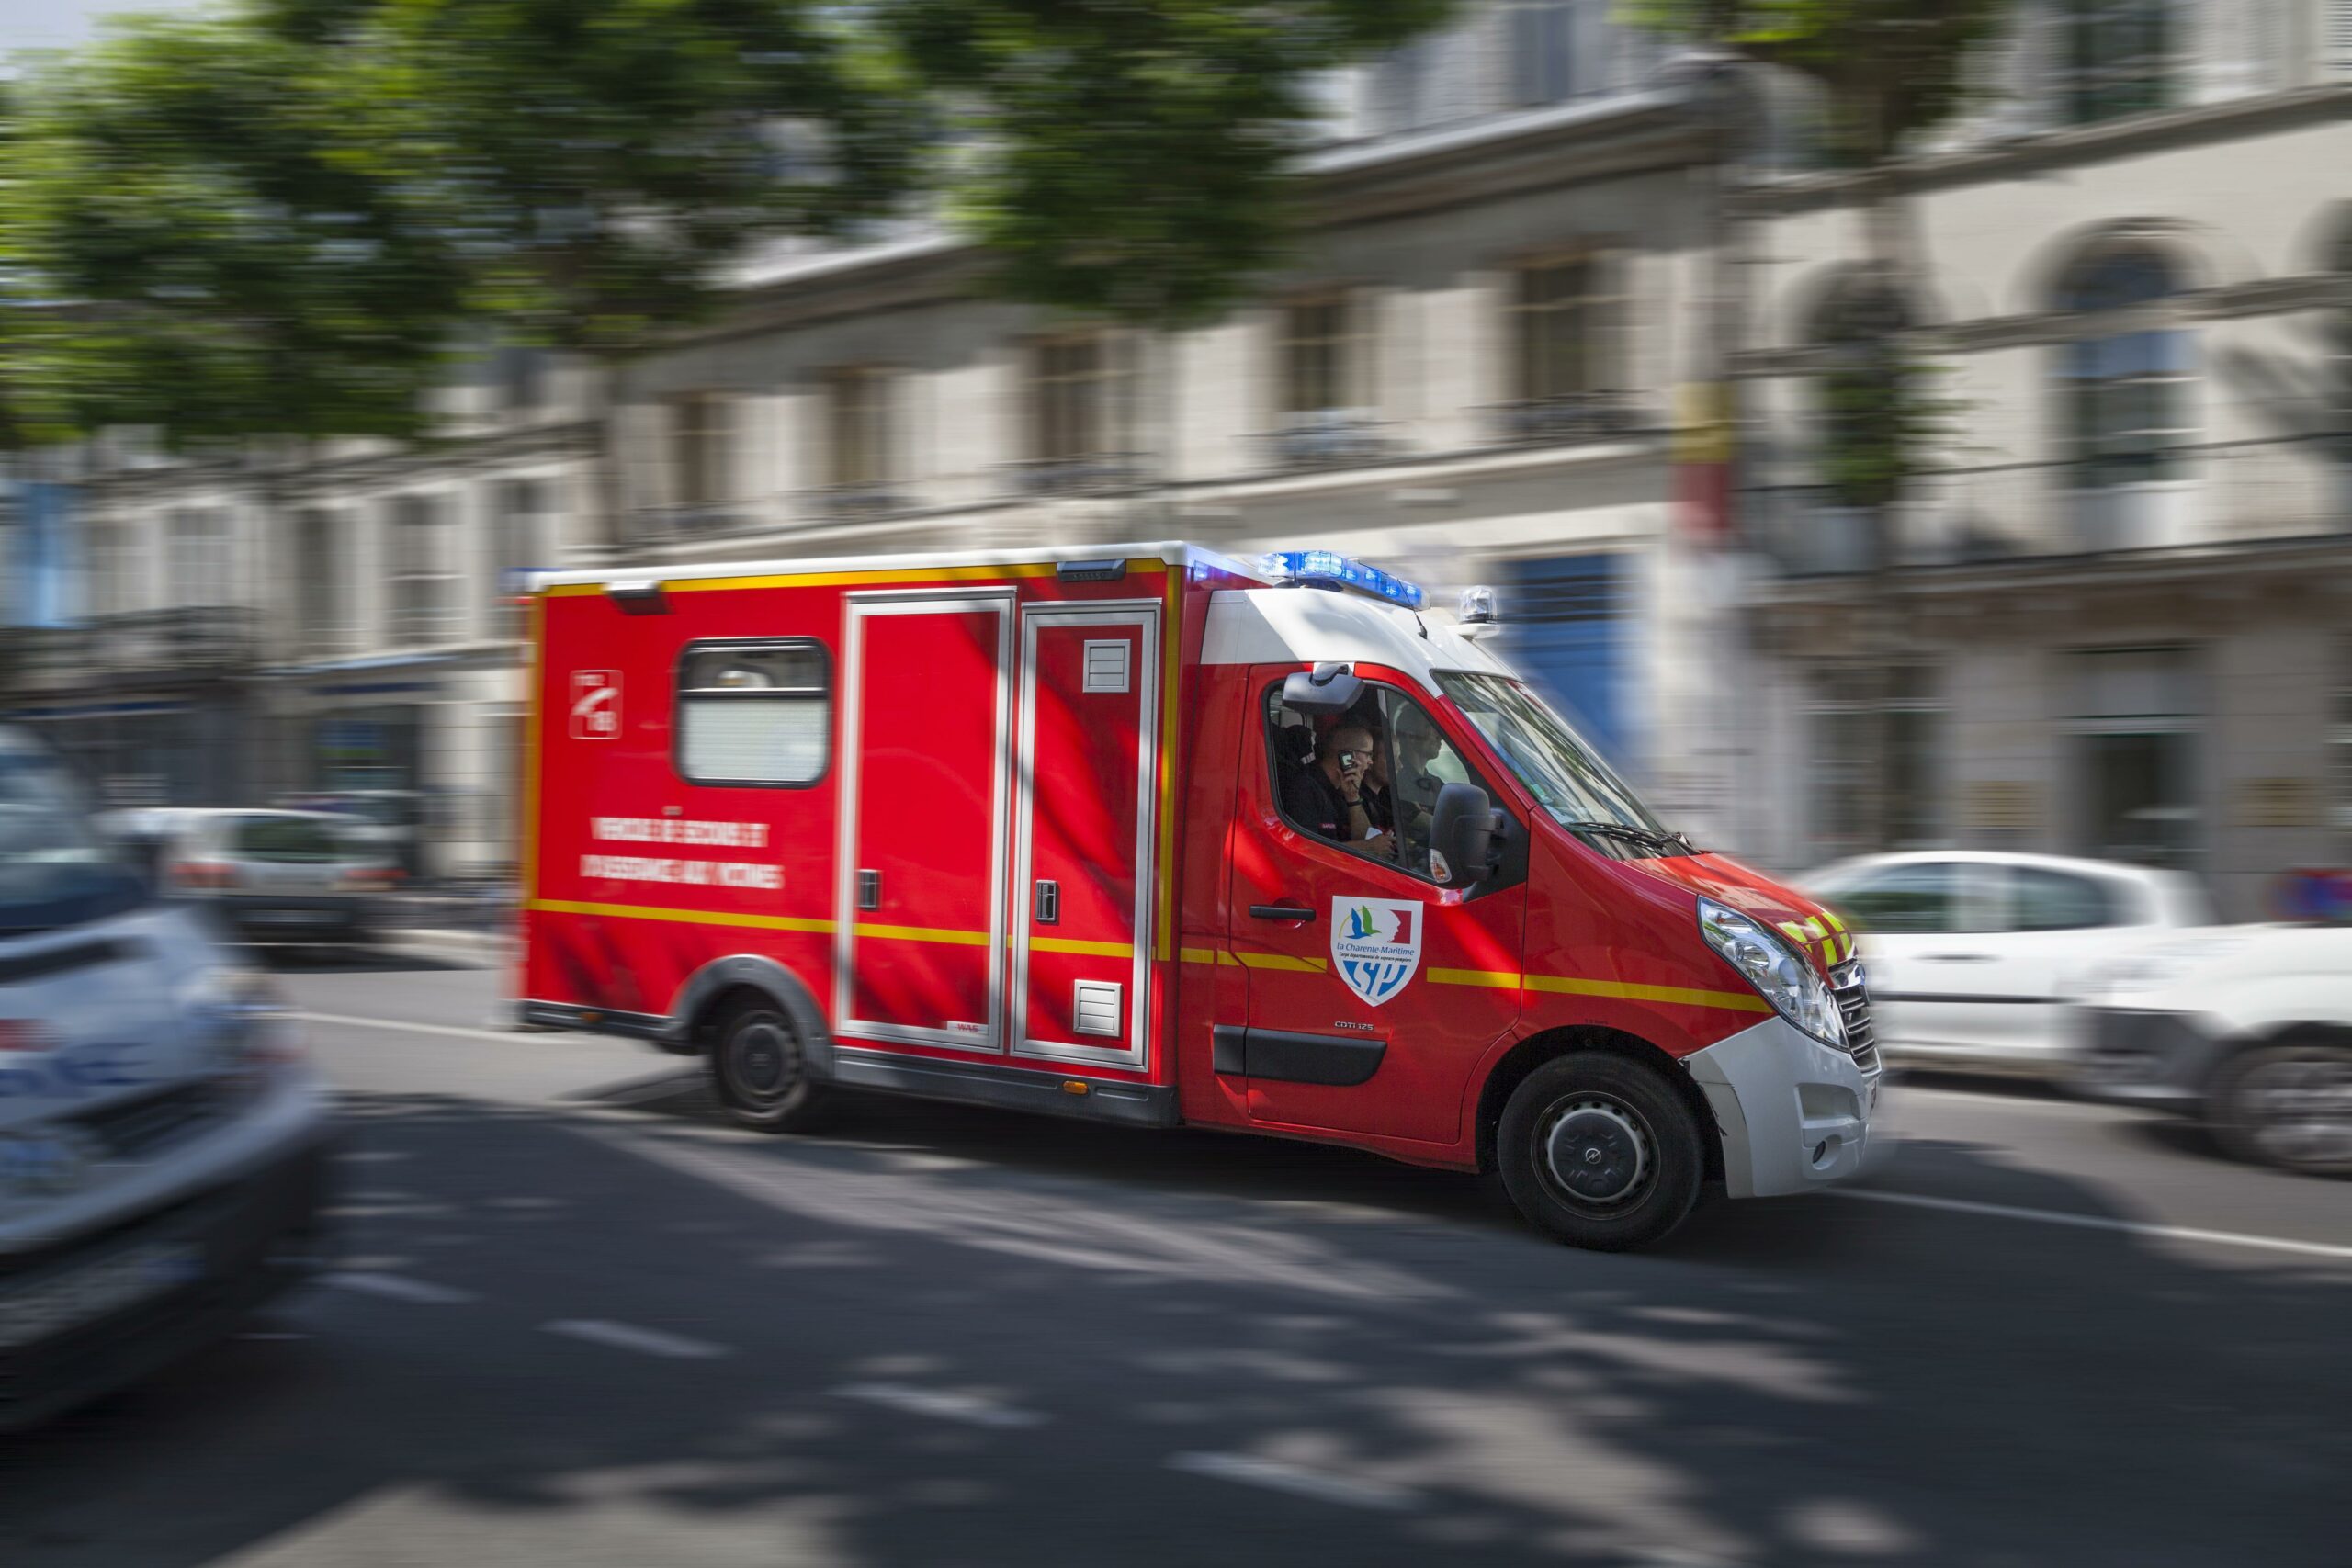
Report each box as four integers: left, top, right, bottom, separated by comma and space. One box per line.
234, 815, 347, 863
1434, 672, 1671, 841
0, 741, 149, 936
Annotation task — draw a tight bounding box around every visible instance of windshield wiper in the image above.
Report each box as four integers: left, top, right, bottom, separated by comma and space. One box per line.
1557, 819, 1699, 856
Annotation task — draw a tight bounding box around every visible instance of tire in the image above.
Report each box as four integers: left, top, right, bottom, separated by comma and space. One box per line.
706, 996, 831, 1134
2208, 1040, 2352, 1179
1497, 1053, 1705, 1251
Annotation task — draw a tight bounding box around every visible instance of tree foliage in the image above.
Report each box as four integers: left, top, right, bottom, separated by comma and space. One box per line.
1623, 0, 2011, 164
0, 0, 1452, 447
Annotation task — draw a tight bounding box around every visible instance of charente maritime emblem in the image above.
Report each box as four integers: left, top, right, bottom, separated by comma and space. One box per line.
1330, 897, 1424, 1007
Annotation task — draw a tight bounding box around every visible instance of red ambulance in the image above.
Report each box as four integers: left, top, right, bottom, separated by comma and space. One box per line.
521, 543, 1879, 1249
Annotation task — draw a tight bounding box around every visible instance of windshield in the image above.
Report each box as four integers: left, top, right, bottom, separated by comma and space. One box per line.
1434, 672, 1669, 840
235, 815, 348, 863
0, 741, 149, 936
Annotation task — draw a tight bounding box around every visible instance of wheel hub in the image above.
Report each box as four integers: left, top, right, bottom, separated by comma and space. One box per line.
733, 1021, 795, 1099
1543, 1100, 1649, 1205
2244, 1052, 2352, 1167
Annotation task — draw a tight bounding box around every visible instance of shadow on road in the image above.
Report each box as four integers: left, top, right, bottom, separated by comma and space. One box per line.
3, 1089, 2344, 1567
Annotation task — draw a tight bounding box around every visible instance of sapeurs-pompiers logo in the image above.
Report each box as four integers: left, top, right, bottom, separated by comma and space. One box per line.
1330, 897, 1424, 1007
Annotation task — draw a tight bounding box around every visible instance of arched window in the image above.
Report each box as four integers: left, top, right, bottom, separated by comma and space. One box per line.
2065, 1, 2172, 126
2058, 243, 2191, 488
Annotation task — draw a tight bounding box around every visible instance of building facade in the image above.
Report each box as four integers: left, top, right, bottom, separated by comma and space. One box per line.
1734, 0, 2352, 917
2, 355, 597, 877
606, 1, 1752, 834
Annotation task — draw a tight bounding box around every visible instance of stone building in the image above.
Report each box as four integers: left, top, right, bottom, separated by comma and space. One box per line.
1732, 0, 2352, 917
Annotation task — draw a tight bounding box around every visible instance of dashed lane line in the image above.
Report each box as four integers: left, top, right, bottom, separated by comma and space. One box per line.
323, 1271, 479, 1305
1830, 1188, 2352, 1261
832, 1382, 1048, 1429
1166, 1451, 1420, 1512
541, 1318, 733, 1359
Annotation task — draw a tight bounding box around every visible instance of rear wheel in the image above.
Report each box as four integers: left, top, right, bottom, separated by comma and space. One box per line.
1497, 1054, 1704, 1251
2210, 1040, 2352, 1179
707, 996, 831, 1134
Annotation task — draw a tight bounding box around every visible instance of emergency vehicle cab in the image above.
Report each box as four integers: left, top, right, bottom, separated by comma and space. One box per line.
523, 543, 1879, 1249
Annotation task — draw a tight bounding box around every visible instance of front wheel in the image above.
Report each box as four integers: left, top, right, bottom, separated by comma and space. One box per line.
2210, 1040, 2352, 1179
1497, 1054, 1704, 1251
707, 997, 831, 1134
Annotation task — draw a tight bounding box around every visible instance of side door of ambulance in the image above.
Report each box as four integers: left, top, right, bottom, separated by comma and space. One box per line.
1225, 668, 1526, 1146
835, 591, 1015, 1049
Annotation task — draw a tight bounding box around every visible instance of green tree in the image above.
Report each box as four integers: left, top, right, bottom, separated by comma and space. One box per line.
3, 0, 1452, 469
1627, 0, 2010, 848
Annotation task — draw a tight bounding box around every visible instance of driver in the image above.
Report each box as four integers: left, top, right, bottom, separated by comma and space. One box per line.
1282, 722, 1376, 845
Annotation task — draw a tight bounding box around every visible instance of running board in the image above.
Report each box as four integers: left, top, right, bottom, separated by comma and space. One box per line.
830, 1047, 1180, 1129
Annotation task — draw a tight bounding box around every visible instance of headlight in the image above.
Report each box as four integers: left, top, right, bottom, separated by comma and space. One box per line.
185, 970, 304, 1077
1698, 897, 1845, 1048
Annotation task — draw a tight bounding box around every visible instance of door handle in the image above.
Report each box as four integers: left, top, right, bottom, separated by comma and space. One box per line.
1920, 952, 1994, 963
1250, 904, 1316, 922
1034, 879, 1059, 924
856, 869, 881, 911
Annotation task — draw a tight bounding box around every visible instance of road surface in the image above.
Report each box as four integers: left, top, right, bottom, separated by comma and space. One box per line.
4, 940, 2344, 1567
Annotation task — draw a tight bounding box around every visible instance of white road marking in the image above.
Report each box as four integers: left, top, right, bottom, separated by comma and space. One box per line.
1167, 1451, 1419, 1512
291, 1011, 550, 1045
542, 1318, 732, 1359
1892, 1084, 2117, 1116
832, 1382, 1047, 1428
1832, 1189, 2352, 1261
323, 1271, 479, 1304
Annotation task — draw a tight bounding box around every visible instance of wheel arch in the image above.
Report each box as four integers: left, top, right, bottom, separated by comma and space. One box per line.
1473, 1024, 1724, 1182
674, 954, 836, 1078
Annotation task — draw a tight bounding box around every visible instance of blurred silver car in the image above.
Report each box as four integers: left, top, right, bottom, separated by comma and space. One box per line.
1799, 851, 2212, 1076
146, 809, 401, 946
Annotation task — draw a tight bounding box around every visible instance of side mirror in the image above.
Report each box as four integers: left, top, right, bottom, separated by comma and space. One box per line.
1430, 782, 1501, 890
1280, 661, 1363, 716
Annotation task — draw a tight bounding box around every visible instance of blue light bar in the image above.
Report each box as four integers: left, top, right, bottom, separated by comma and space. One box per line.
1256, 550, 1427, 611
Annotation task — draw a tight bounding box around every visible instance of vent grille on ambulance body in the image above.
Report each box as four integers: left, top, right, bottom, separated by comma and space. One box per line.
1072, 981, 1123, 1038
1081, 640, 1131, 694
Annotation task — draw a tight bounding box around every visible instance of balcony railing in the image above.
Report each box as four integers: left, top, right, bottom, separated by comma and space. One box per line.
629, 502, 764, 542
1487, 390, 1654, 447
1, 606, 262, 695
1005, 454, 1146, 497
1749, 436, 2352, 577
1261, 413, 1396, 471
808, 482, 913, 521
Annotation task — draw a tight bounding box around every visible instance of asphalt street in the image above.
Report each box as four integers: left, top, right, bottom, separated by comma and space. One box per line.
3, 938, 2346, 1567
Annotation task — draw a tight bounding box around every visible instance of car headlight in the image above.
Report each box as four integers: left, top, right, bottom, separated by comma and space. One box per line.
1698, 897, 1845, 1048
185, 970, 304, 1079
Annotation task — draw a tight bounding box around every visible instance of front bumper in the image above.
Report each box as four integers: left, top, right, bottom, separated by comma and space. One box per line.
2071, 1006, 2223, 1111
1684, 1016, 1880, 1199
0, 1074, 337, 1432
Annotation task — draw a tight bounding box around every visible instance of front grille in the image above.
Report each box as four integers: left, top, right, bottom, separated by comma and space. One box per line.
1830, 961, 1881, 1074
68, 1079, 234, 1162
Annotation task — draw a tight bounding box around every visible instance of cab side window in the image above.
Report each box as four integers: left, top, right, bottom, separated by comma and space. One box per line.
1262, 681, 1489, 884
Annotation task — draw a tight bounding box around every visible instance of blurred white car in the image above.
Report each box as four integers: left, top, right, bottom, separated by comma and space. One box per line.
2075, 923, 2352, 1178
1798, 851, 2212, 1075
145, 808, 401, 947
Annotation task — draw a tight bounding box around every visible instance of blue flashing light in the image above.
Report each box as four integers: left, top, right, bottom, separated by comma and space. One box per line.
1256, 550, 1427, 611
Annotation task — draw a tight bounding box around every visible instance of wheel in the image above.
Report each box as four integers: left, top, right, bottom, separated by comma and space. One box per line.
1497, 1054, 1705, 1251
706, 996, 831, 1134
2209, 1040, 2352, 1179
